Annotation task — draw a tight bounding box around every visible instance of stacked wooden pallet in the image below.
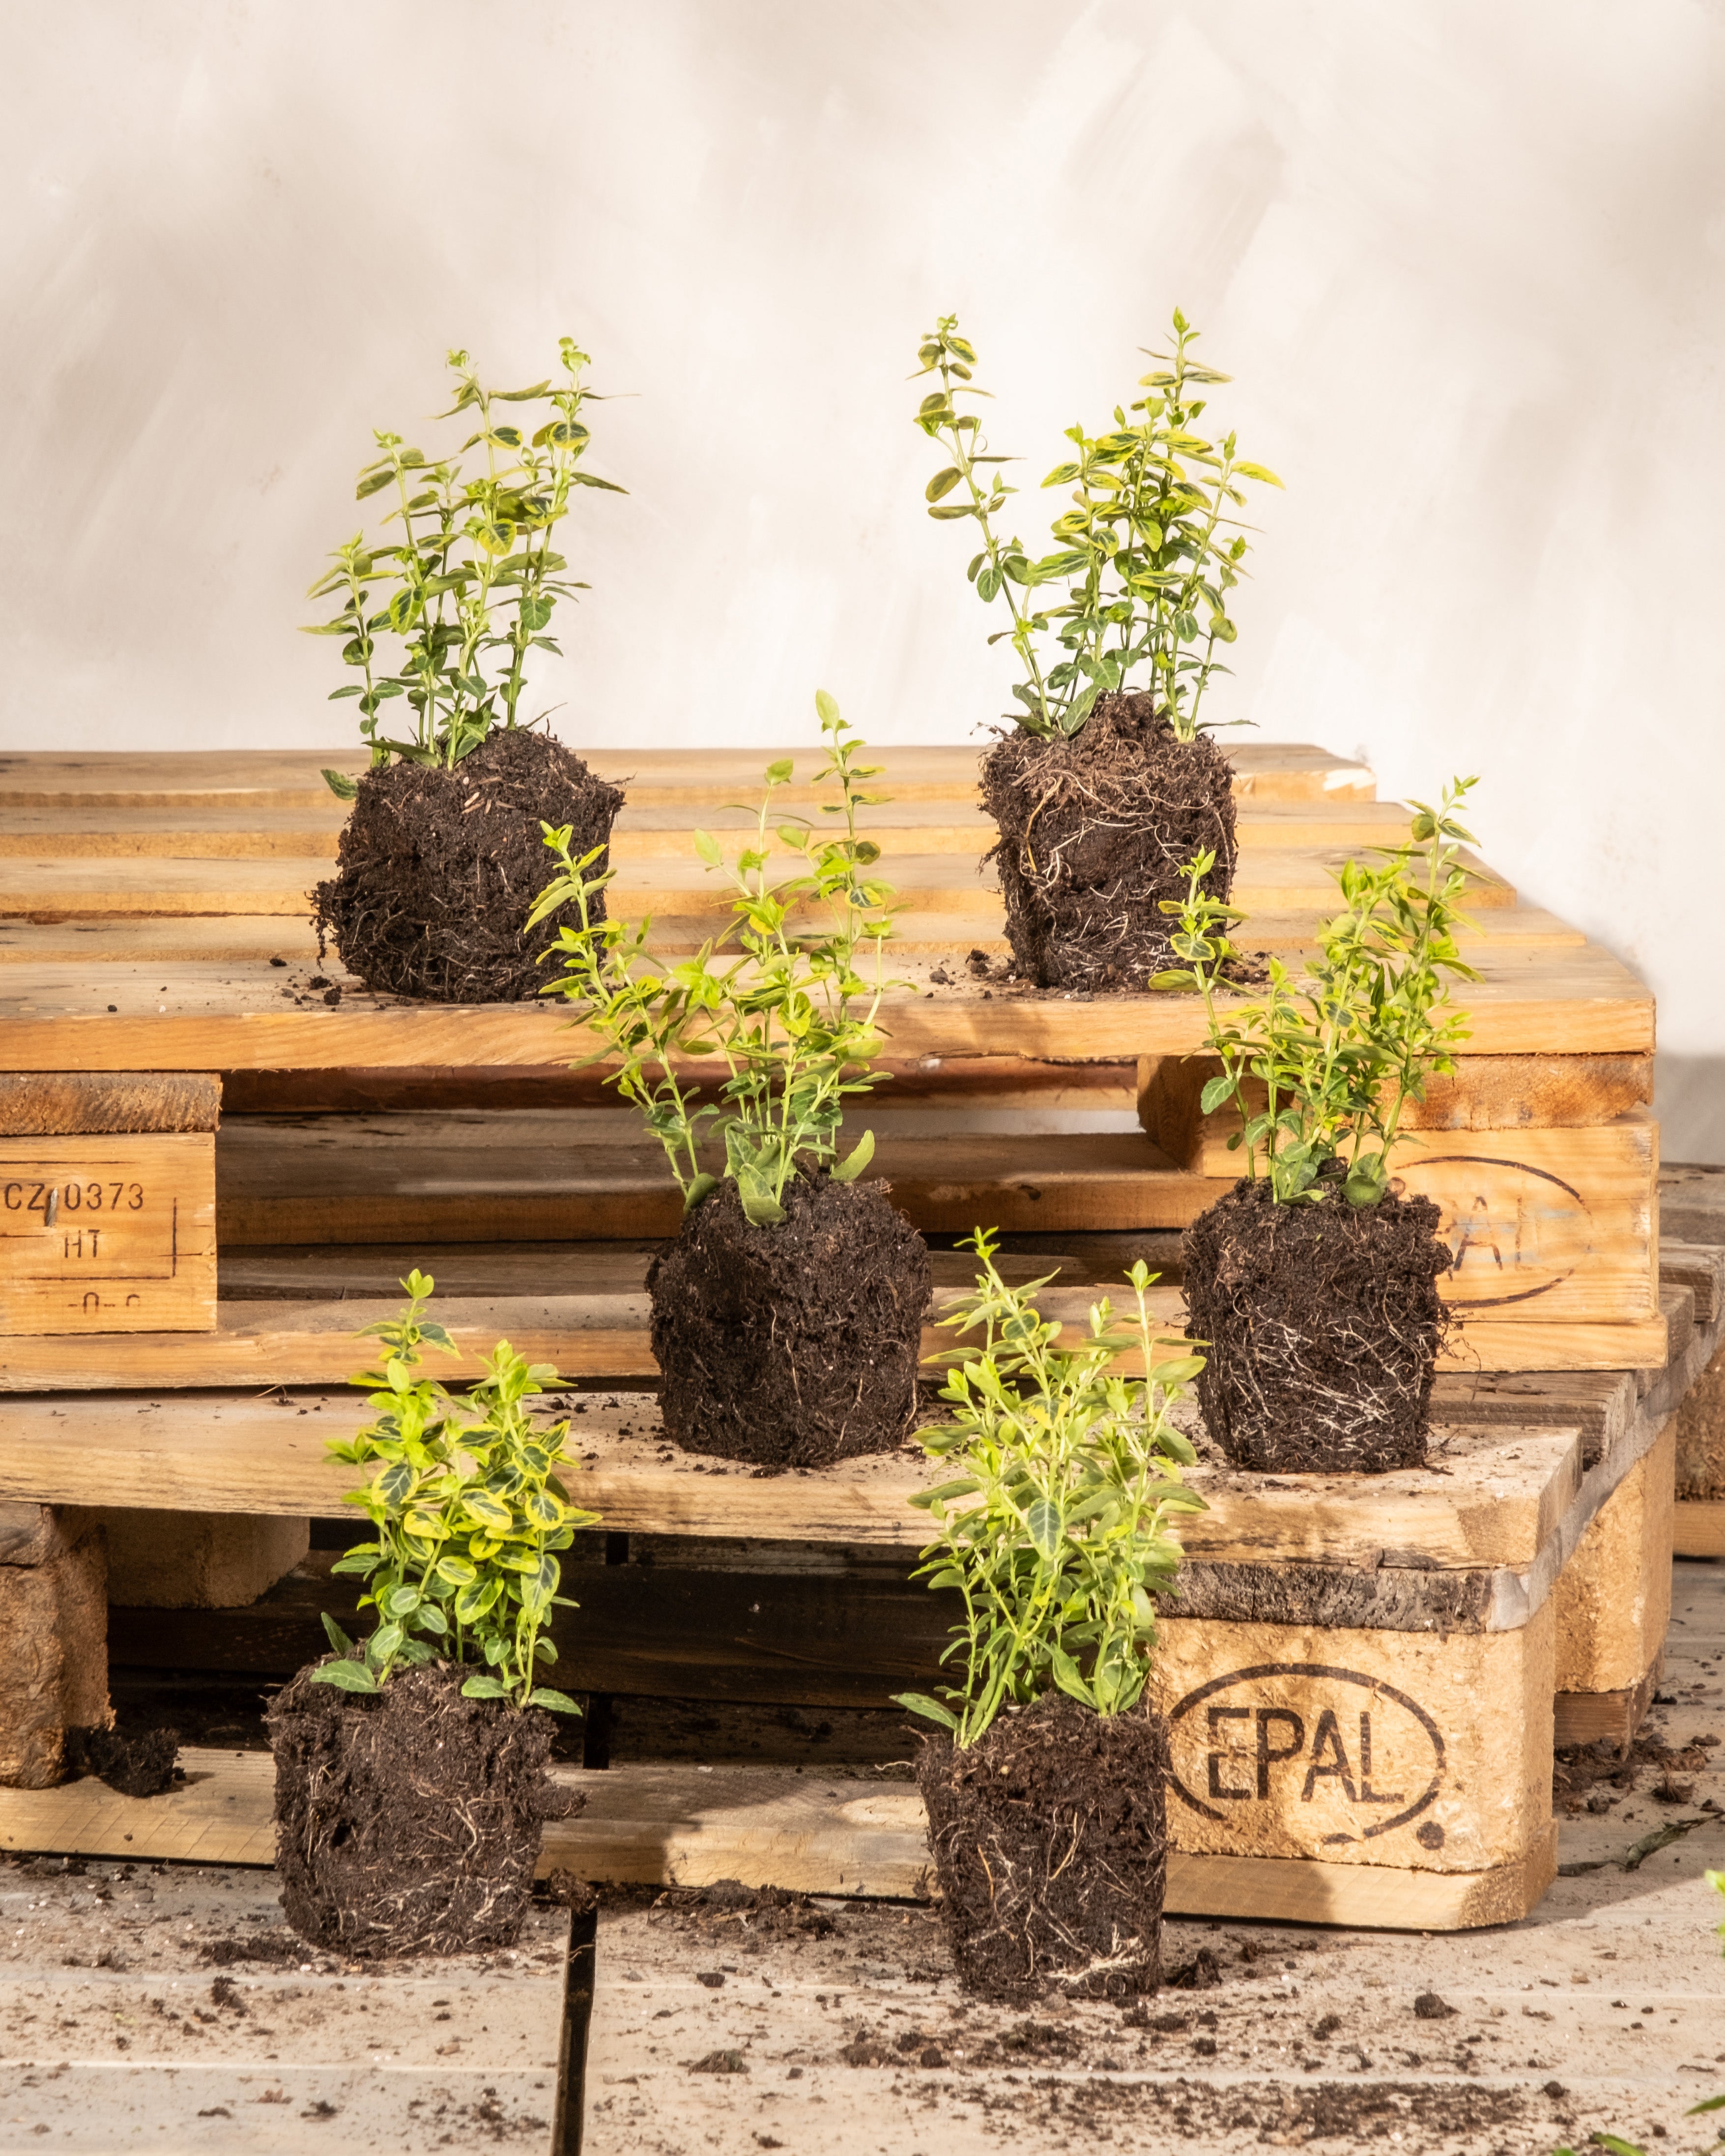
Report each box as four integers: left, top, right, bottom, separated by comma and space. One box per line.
0, 741, 1688, 1930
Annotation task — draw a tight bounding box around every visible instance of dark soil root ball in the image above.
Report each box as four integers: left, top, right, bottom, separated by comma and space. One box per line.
1182, 1178, 1453, 1474
979, 691, 1236, 992
648, 1170, 930, 1469
313, 728, 623, 1002
917, 1694, 1169, 2002
266, 1659, 582, 1958
65, 1725, 179, 1798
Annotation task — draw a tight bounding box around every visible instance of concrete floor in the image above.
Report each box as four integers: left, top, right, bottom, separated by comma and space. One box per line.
582, 1560, 1725, 2156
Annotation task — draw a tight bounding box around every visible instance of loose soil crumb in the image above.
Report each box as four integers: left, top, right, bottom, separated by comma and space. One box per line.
917, 1696, 1169, 2001
979, 694, 1236, 991
267, 1658, 582, 1957
64, 1724, 179, 1797
648, 1170, 929, 1468
1182, 1179, 1452, 1471
313, 727, 623, 1002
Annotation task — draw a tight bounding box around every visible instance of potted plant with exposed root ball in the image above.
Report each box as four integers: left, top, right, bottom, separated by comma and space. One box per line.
531, 693, 930, 1469
308, 340, 625, 1001
1158, 782, 1479, 1473
912, 313, 1280, 991
896, 1233, 1206, 2000
268, 1274, 593, 1956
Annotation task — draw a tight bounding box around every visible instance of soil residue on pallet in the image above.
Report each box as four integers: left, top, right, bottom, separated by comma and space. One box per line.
1182, 1179, 1452, 1473
649, 1171, 929, 1469
267, 1658, 581, 1957
917, 1695, 1170, 2002
65, 1725, 180, 1798
313, 728, 623, 1002
979, 693, 1236, 992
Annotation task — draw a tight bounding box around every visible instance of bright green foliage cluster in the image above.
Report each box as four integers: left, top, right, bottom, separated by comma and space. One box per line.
529, 693, 899, 1228
1154, 779, 1481, 1207
895, 1232, 1208, 1748
911, 313, 1281, 741
314, 1272, 597, 1714
305, 340, 624, 784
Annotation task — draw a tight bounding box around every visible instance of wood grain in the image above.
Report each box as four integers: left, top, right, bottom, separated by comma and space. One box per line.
1673, 1498, 1725, 1557
0, 1132, 215, 1335
0, 1387, 1580, 1567
0, 1742, 1557, 1929
0, 941, 1653, 1069
0, 1070, 221, 1135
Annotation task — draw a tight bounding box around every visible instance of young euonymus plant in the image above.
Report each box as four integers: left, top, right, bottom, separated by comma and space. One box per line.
911, 312, 1280, 741
314, 1272, 597, 1715
1154, 779, 1481, 1207
527, 693, 900, 1228
304, 339, 623, 791
894, 1232, 1208, 1748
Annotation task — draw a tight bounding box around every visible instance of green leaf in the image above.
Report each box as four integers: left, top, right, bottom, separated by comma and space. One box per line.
829, 1128, 875, 1183
737, 1169, 786, 1228
320, 1612, 353, 1656
321, 767, 359, 801
693, 829, 723, 868
925, 467, 963, 502
311, 1659, 379, 1694
892, 1691, 958, 1731
1026, 1497, 1063, 1559
814, 688, 840, 727
460, 1674, 508, 1700
1049, 1646, 1094, 1707
1199, 1074, 1235, 1115
1231, 460, 1284, 487
683, 1172, 719, 1211
355, 468, 395, 500
765, 758, 795, 784
1686, 2095, 1725, 2114
528, 1687, 582, 1715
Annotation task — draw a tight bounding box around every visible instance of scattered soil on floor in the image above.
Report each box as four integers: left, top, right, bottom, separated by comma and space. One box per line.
1182, 1178, 1452, 1472
267, 1658, 581, 1957
917, 1696, 1170, 2001
64, 1725, 179, 1797
648, 1170, 930, 1468
1553, 1727, 1720, 1814
313, 727, 623, 1002
979, 694, 1236, 992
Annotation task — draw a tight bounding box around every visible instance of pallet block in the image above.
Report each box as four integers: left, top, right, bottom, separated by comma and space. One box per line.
0, 1073, 218, 1336
1552, 1416, 1675, 1723
0, 1505, 108, 1789
97, 1508, 310, 1610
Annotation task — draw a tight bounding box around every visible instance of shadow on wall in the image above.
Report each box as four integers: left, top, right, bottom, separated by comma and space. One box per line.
1656, 1057, 1725, 1168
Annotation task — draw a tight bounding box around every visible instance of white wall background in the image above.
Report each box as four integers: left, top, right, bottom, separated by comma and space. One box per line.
4, 1, 1724, 1151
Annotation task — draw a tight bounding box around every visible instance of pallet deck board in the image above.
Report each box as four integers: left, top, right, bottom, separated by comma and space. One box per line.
0, 942, 1655, 1069
0, 1386, 1579, 1567
0, 740, 1377, 809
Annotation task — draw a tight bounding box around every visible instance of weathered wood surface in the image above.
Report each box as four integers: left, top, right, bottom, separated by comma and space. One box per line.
0, 1070, 221, 1135
0, 1745, 1557, 1932
1139, 1052, 1654, 1158
0, 795, 1416, 861
0, 740, 1378, 807
206, 1105, 1660, 1325
0, 899, 1591, 968
0, 1389, 1580, 1566
0, 942, 1654, 1068
1552, 1417, 1675, 1697
1674, 1498, 1725, 1557
0, 1131, 216, 1334
0, 1280, 1675, 1389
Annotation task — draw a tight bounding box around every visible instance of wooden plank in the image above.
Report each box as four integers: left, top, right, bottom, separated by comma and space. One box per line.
0, 739, 1378, 809
0, 899, 1589, 970
0, 1745, 1553, 1931
0, 1132, 216, 1335
209, 1107, 1658, 1323
217, 1056, 1140, 1118
0, 795, 1414, 861
0, 840, 1514, 923
1552, 1656, 1663, 1750
0, 1279, 1670, 1390
0, 1069, 221, 1135
0, 939, 1653, 1069
1673, 1498, 1725, 1557
1140, 1053, 1654, 1161
0, 1389, 1581, 1568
